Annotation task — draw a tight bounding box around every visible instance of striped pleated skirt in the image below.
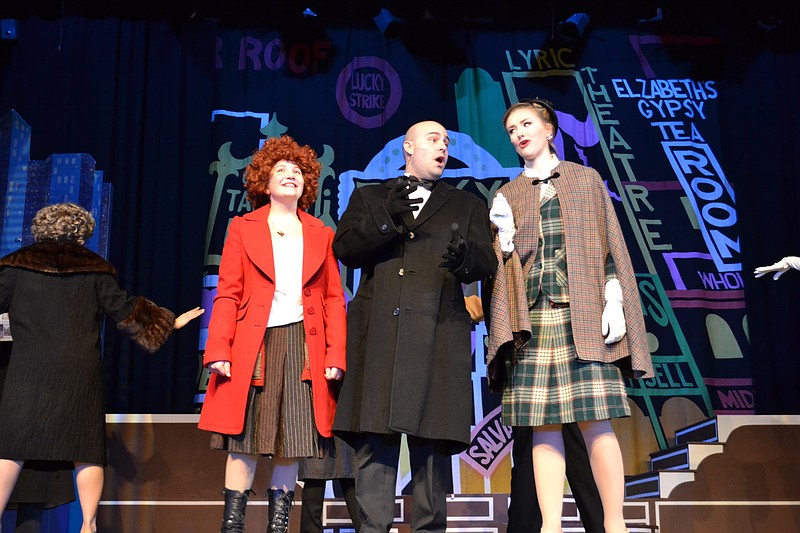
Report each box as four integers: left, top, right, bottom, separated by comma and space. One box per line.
502, 298, 630, 427
210, 320, 326, 458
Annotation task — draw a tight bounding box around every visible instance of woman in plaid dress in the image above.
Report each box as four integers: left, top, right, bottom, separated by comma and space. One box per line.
485, 99, 653, 533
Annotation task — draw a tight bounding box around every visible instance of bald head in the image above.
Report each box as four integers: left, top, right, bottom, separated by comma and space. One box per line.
403, 121, 450, 180
405, 121, 446, 144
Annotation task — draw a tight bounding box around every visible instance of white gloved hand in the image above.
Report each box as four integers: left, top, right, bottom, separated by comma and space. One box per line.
490, 193, 516, 254
602, 279, 626, 344
754, 256, 800, 280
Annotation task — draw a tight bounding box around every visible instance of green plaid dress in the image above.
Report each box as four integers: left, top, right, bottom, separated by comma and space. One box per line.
502, 186, 630, 427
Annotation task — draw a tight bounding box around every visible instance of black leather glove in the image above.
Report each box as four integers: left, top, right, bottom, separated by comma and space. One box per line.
440, 223, 467, 270
383, 177, 422, 220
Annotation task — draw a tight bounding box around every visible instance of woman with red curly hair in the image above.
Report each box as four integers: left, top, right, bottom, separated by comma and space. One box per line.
198, 135, 347, 533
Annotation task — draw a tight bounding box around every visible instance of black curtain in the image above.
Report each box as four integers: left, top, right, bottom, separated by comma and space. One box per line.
0, 15, 215, 412
724, 23, 800, 414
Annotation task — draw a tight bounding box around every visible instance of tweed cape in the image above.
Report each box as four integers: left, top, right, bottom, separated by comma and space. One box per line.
485, 161, 654, 392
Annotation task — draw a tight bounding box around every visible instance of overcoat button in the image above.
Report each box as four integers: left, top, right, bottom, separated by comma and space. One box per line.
309, 327, 317, 335
308, 307, 315, 315
392, 307, 400, 316
408, 232, 415, 239
304, 288, 311, 296
399, 268, 404, 276
381, 223, 389, 231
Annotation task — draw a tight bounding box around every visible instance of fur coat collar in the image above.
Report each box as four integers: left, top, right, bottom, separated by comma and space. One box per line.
0, 241, 116, 277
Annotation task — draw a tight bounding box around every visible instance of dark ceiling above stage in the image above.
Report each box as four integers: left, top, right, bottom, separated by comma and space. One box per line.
0, 0, 794, 34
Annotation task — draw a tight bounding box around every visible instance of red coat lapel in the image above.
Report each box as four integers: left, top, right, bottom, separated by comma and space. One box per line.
299, 210, 327, 286
239, 205, 328, 286
240, 205, 275, 282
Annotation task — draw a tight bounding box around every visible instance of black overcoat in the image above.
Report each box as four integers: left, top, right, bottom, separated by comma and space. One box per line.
0, 241, 176, 464
332, 178, 496, 454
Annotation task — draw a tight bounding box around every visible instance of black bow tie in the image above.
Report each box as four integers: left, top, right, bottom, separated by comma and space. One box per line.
531, 172, 560, 186
407, 175, 437, 191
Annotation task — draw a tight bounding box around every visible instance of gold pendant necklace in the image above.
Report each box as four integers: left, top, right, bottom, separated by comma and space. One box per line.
270, 217, 299, 237
269, 221, 286, 237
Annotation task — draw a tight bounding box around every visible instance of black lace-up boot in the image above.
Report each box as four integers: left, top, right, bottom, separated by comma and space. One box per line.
220, 488, 248, 532
267, 488, 294, 533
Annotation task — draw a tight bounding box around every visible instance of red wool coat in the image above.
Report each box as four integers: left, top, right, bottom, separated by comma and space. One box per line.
198, 205, 347, 437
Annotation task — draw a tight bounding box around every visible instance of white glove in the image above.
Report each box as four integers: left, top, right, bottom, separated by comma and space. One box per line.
754, 256, 800, 280
490, 193, 515, 254
602, 279, 626, 344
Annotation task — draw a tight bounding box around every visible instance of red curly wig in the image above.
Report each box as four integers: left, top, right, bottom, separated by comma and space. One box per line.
244, 135, 322, 211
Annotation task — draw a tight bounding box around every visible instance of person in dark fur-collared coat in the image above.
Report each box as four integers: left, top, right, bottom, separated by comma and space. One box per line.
0, 202, 203, 533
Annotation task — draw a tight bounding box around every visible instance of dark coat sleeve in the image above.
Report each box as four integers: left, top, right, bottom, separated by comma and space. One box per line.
0, 267, 17, 314
95, 274, 176, 353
